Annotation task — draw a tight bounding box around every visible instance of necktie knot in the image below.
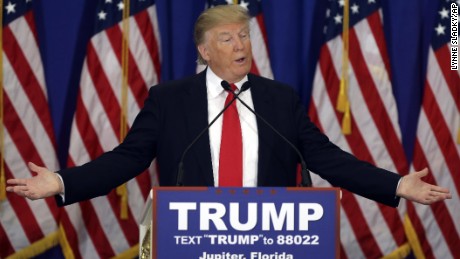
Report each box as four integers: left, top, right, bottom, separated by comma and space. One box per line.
230, 83, 238, 92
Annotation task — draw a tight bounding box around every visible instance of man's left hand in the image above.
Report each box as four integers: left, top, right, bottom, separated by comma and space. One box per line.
397, 168, 452, 205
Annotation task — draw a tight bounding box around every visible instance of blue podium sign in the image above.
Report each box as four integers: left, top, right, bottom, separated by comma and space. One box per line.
152, 187, 340, 259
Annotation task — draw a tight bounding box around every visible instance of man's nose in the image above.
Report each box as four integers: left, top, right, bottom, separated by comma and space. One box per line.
233, 37, 245, 50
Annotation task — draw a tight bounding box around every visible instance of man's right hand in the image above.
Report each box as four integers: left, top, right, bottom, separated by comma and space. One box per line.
6, 162, 62, 200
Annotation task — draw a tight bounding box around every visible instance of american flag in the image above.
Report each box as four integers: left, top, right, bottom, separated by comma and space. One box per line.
308, 0, 410, 258
408, 0, 460, 258
0, 0, 61, 257
58, 0, 161, 257
201, 0, 273, 79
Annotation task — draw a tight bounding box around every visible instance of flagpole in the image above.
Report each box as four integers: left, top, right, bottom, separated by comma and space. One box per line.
116, 0, 130, 220
338, 0, 351, 135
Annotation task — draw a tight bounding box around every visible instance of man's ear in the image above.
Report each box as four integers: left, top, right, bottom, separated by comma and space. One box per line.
197, 44, 209, 62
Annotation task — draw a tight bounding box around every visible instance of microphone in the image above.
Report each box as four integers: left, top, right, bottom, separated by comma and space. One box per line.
221, 80, 313, 187
176, 82, 249, 186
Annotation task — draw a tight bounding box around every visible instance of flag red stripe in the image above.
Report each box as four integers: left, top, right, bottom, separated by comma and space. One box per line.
341, 191, 383, 258
320, 43, 406, 247
73, 97, 116, 257
349, 28, 409, 173
104, 26, 148, 108
434, 47, 460, 112
2, 27, 56, 142
255, 14, 270, 53
85, 44, 123, 138
74, 93, 140, 250
134, 170, 152, 201
366, 11, 392, 78
346, 30, 407, 245
134, 9, 161, 80
86, 43, 151, 201
75, 94, 105, 157
23, 11, 39, 46
62, 159, 86, 259
339, 245, 348, 259
3, 91, 60, 225
80, 201, 116, 258
59, 213, 83, 259
307, 100, 324, 133
405, 197, 435, 259
318, 45, 385, 256
74, 93, 142, 250
412, 140, 460, 257
4, 164, 44, 243
250, 59, 261, 75
422, 83, 460, 190
105, 192, 140, 246
0, 221, 15, 258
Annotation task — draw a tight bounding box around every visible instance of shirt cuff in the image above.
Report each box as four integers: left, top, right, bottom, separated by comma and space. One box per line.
55, 173, 65, 202
395, 177, 403, 198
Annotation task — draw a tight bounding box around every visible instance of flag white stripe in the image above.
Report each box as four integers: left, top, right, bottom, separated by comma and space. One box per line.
353, 19, 401, 139
91, 196, 129, 253
249, 17, 273, 79
312, 84, 398, 255
68, 117, 91, 164
3, 55, 58, 170
313, 9, 406, 257
90, 34, 142, 124
149, 6, 162, 62
79, 62, 120, 151
417, 112, 460, 216
427, 47, 460, 153
122, 14, 158, 87
347, 63, 397, 170
2, 128, 57, 244
340, 207, 366, 259
64, 204, 98, 258
63, 4, 161, 256
0, 196, 30, 250
311, 72, 350, 148
8, 17, 47, 95
411, 200, 452, 259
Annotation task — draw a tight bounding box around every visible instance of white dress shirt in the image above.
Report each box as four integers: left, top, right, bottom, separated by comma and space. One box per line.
206, 68, 259, 187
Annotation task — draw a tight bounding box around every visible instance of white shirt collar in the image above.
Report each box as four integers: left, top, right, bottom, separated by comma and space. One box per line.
206, 67, 248, 98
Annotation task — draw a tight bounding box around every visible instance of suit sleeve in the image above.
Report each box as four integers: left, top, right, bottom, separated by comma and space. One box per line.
55, 86, 161, 206
292, 90, 402, 207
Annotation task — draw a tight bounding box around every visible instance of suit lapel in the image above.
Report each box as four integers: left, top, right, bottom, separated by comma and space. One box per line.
181, 70, 214, 185
248, 74, 273, 186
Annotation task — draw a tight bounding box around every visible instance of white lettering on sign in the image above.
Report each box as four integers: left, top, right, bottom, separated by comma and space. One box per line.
168, 202, 324, 231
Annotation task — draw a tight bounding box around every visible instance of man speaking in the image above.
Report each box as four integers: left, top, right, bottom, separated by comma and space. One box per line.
7, 5, 451, 208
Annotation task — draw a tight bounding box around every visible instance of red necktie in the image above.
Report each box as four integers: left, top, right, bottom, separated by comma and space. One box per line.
219, 83, 243, 186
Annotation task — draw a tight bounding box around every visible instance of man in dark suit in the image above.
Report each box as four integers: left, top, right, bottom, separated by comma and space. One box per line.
6, 5, 451, 207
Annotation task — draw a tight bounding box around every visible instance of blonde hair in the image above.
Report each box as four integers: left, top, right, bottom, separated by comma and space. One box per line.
194, 5, 250, 65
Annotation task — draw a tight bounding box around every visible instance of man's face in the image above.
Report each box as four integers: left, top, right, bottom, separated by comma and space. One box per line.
198, 22, 252, 83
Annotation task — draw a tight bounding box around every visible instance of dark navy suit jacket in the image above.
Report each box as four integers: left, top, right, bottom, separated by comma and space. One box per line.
57, 71, 401, 207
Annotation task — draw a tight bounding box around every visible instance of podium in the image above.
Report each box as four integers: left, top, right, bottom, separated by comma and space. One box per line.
139, 187, 340, 259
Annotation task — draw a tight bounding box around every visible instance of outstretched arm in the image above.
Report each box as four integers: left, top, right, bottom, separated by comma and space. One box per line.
6, 162, 63, 200
396, 168, 452, 205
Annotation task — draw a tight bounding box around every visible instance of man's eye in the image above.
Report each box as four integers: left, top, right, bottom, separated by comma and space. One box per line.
220, 37, 232, 42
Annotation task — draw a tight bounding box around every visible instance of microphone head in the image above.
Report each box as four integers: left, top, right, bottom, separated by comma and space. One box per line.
241, 81, 251, 92
220, 80, 231, 91
220, 80, 251, 92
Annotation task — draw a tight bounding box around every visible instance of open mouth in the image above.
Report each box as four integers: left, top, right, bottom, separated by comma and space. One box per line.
235, 57, 246, 63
